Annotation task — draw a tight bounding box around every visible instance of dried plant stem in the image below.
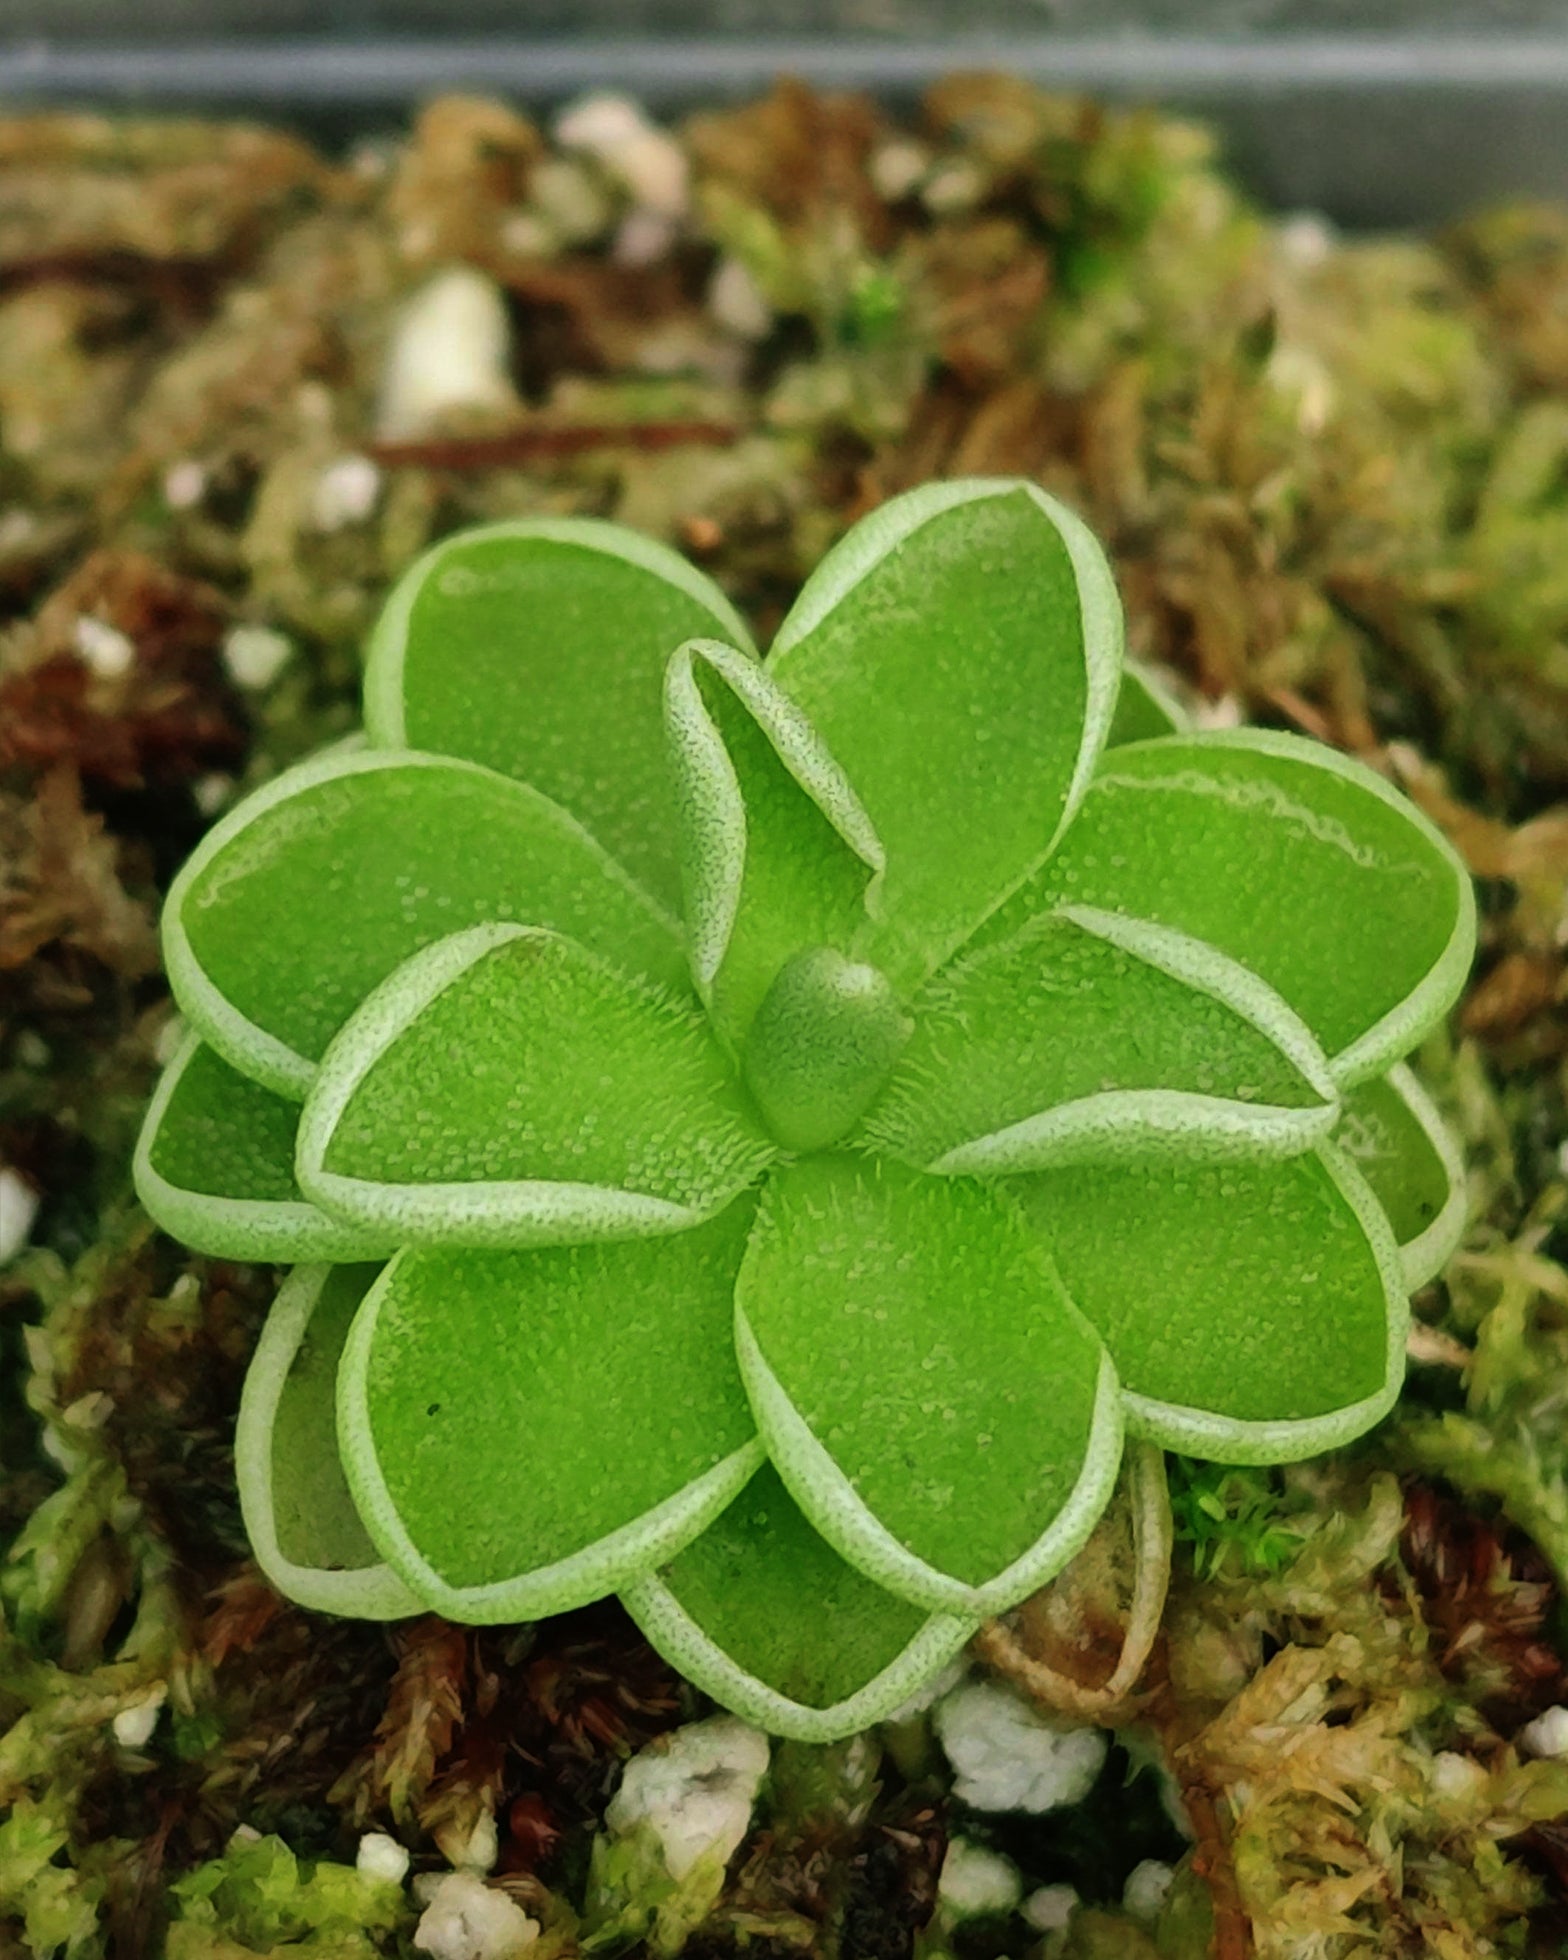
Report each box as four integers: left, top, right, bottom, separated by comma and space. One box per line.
975, 1439, 1173, 1722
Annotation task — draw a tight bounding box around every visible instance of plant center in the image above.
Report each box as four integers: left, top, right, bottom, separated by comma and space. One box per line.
741, 946, 908, 1154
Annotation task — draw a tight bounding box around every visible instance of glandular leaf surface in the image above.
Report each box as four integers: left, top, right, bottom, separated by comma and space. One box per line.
235, 1263, 420, 1619
623, 1465, 977, 1742
768, 480, 1121, 987
336, 1204, 763, 1620
135, 1036, 395, 1262
1334, 1063, 1467, 1288
1000, 731, 1474, 1083
665, 638, 880, 1050
168, 749, 685, 1097
867, 907, 1335, 1174
365, 518, 754, 909
735, 1155, 1121, 1616
1013, 1146, 1404, 1462
298, 924, 774, 1247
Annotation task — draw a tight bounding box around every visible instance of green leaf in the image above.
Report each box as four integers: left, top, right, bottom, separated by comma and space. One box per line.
364, 517, 754, 910
1107, 660, 1188, 746
767, 480, 1122, 988
865, 906, 1336, 1174
235, 1263, 422, 1619
997, 730, 1475, 1084
1334, 1063, 1467, 1289
167, 747, 686, 1099
735, 1156, 1122, 1616
335, 1205, 764, 1621
134, 1035, 396, 1261
665, 637, 882, 1050
298, 924, 775, 1248
622, 1465, 978, 1742
1013, 1145, 1407, 1463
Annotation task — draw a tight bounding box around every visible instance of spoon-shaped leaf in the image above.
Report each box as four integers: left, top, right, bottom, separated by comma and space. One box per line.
991, 730, 1475, 1085
623, 1465, 978, 1744
235, 1263, 421, 1619
1333, 1063, 1467, 1290
1013, 1144, 1406, 1463
735, 1156, 1122, 1617
297, 924, 775, 1248
167, 748, 686, 1099
865, 906, 1337, 1174
365, 517, 754, 910
1106, 659, 1188, 746
335, 1208, 764, 1621
767, 479, 1122, 989
134, 1035, 396, 1262
665, 637, 883, 1052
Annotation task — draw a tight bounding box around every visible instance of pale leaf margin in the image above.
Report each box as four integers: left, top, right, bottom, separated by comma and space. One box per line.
923, 906, 1340, 1176
735, 1314, 1126, 1618
664, 636, 885, 1005
235, 1264, 423, 1620
768, 477, 1124, 868
164, 745, 680, 1102
335, 1255, 765, 1622
1120, 1141, 1410, 1465
1382, 1061, 1469, 1291
621, 1567, 979, 1745
363, 514, 757, 748
133, 1031, 397, 1263
295, 922, 763, 1248
1100, 727, 1477, 1088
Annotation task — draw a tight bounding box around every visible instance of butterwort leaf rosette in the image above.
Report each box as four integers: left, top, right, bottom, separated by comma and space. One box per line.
134, 485, 1476, 1739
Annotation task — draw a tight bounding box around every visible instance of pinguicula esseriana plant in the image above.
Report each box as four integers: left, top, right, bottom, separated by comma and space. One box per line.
133, 480, 1475, 1741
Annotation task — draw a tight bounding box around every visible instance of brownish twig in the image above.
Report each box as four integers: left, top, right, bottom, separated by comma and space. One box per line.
370, 422, 739, 470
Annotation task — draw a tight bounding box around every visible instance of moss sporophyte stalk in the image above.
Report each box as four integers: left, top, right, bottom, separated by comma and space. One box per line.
132, 479, 1476, 1740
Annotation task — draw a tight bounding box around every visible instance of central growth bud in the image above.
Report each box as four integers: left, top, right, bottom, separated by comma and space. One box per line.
741, 946, 907, 1154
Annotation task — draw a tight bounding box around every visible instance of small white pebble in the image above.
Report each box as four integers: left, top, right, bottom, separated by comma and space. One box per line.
885, 1656, 969, 1725
229, 1824, 264, 1846
935, 1680, 1107, 1814
922, 157, 986, 216
73, 615, 135, 680
193, 775, 234, 818
606, 1714, 769, 1883
939, 1837, 1021, 1918
556, 93, 689, 220
1430, 1750, 1487, 1802
378, 268, 519, 442
1022, 1884, 1080, 1934
163, 460, 208, 510
612, 210, 677, 269
413, 1872, 537, 1960
310, 454, 382, 533
1521, 1705, 1568, 1759
498, 212, 556, 259
112, 1685, 166, 1749
871, 139, 930, 202
708, 256, 773, 340
0, 1168, 39, 1264
1191, 693, 1245, 730
357, 1832, 411, 1885
1276, 211, 1337, 269
222, 624, 294, 691
1122, 1859, 1175, 1924
0, 508, 37, 552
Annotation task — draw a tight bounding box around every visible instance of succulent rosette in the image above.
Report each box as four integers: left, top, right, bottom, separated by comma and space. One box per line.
135, 480, 1474, 1739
